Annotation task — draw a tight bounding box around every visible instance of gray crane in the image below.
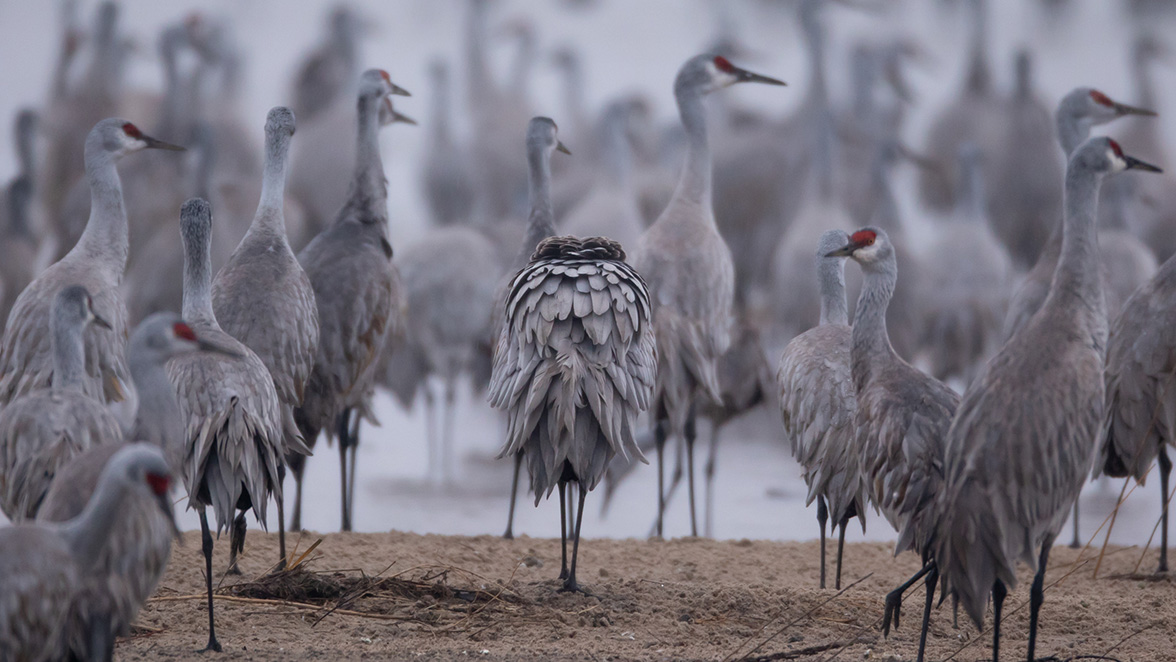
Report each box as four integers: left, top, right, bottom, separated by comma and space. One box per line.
423, 59, 476, 228
1097, 247, 1176, 573
211, 106, 319, 556
0, 443, 175, 662
489, 235, 656, 591
0, 119, 182, 409
631, 53, 784, 538
290, 6, 364, 123
38, 313, 225, 661
826, 227, 959, 662
293, 69, 409, 532
0, 285, 122, 522
935, 138, 1161, 662
777, 229, 864, 590
495, 117, 571, 539
168, 197, 299, 653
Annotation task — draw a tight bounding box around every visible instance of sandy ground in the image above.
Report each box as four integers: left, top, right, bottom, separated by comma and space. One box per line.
119, 531, 1173, 661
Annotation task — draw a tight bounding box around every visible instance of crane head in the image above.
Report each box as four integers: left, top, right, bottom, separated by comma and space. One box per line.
825, 227, 890, 266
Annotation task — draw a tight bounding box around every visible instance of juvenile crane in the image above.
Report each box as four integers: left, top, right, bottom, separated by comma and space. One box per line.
0, 285, 122, 522
168, 197, 297, 653
827, 227, 959, 662
0, 119, 182, 406
293, 69, 408, 532
631, 53, 784, 538
212, 106, 319, 561
936, 137, 1161, 662
489, 235, 656, 591
777, 229, 864, 590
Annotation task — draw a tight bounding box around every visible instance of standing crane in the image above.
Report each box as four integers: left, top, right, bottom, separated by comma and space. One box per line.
936, 137, 1161, 662
293, 69, 409, 532
168, 197, 301, 653
0, 443, 175, 662
777, 229, 865, 590
489, 235, 656, 591
826, 227, 959, 662
211, 106, 319, 558
0, 119, 182, 407
631, 53, 784, 538
38, 313, 224, 661
0, 285, 122, 522
290, 6, 364, 124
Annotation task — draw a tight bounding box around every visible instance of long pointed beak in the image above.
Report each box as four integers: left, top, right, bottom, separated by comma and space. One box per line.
143, 134, 186, 151
391, 110, 417, 126
734, 66, 786, 86
1114, 101, 1157, 118
157, 493, 182, 540
388, 83, 411, 97
92, 313, 113, 330
556, 140, 572, 156
1125, 155, 1163, 173
824, 244, 856, 258
197, 338, 242, 359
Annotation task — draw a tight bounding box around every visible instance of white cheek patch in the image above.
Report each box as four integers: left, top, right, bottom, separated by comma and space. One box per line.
855, 242, 882, 261
1108, 149, 1128, 173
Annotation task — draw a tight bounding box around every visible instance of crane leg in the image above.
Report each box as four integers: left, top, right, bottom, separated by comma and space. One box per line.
915, 562, 939, 662
816, 496, 828, 589
347, 412, 359, 528
685, 408, 698, 537
424, 382, 438, 483
991, 578, 1008, 662
558, 480, 570, 580
703, 421, 720, 538
835, 516, 848, 590
1026, 537, 1053, 662
288, 452, 306, 532
882, 561, 933, 636
276, 464, 288, 570
658, 436, 686, 528
198, 510, 223, 653
227, 510, 247, 575
503, 452, 523, 539
654, 419, 667, 538
442, 376, 457, 486
561, 484, 589, 593
1069, 500, 1080, 549
1159, 447, 1171, 573
337, 411, 352, 532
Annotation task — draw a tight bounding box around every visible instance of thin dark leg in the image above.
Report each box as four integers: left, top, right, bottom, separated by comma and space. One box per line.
703, 421, 720, 538
336, 411, 351, 532
1027, 539, 1053, 662
424, 383, 437, 481
916, 562, 938, 662
655, 420, 666, 538
561, 484, 589, 592
835, 517, 848, 590
816, 495, 828, 589
198, 510, 222, 653
276, 464, 287, 570
685, 410, 698, 537
347, 434, 358, 526
441, 376, 456, 485
1069, 501, 1081, 548
1159, 447, 1171, 573
992, 579, 1008, 662
883, 561, 934, 636
288, 452, 305, 532
503, 452, 523, 539
558, 480, 569, 580
227, 511, 247, 575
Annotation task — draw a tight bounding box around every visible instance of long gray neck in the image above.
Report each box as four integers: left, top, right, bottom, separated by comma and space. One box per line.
601, 114, 633, 189
129, 353, 185, 469
672, 86, 712, 209
515, 144, 555, 270
250, 129, 293, 238
430, 73, 453, 147
964, 0, 991, 94
1045, 165, 1103, 317
58, 465, 129, 571
507, 33, 534, 98
869, 151, 901, 233
851, 258, 899, 382
72, 143, 128, 275
50, 315, 87, 392
801, 0, 828, 109
1056, 113, 1091, 158
156, 43, 182, 140
182, 223, 217, 327
561, 61, 587, 132
464, 1, 495, 108
1134, 49, 1156, 111
818, 257, 849, 326
344, 92, 388, 223
15, 117, 35, 180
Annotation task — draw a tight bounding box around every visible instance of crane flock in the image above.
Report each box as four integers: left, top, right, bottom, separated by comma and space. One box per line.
0, 1, 1174, 660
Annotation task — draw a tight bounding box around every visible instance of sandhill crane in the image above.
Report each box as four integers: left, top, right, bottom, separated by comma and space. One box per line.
1, 110, 49, 329
490, 235, 655, 591
169, 197, 301, 652
493, 117, 570, 538
211, 107, 319, 554
1097, 253, 1176, 573
936, 137, 1161, 662
632, 53, 784, 539
0, 119, 182, 407
826, 227, 959, 662
919, 143, 1012, 385
292, 70, 408, 532
777, 229, 864, 590
422, 59, 475, 227
39, 313, 226, 660
291, 5, 364, 123
562, 100, 645, 250
0, 285, 122, 522
1003, 88, 1156, 342
0, 443, 175, 662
